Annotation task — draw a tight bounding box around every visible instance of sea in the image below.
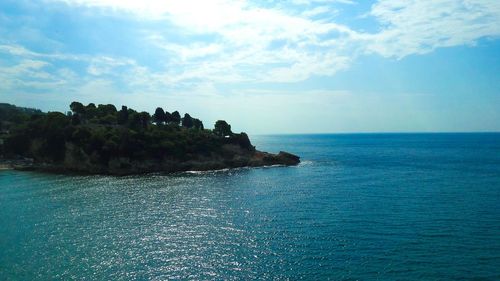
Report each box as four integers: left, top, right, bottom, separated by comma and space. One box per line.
1, 133, 499, 280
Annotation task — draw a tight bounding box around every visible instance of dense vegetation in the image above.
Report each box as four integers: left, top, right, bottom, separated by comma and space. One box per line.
0, 102, 254, 171
0, 103, 42, 128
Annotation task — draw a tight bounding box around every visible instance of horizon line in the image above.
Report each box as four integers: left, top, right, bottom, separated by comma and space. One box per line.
253, 131, 500, 136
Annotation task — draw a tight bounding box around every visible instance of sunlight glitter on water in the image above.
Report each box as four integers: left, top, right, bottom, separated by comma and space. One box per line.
1, 134, 500, 280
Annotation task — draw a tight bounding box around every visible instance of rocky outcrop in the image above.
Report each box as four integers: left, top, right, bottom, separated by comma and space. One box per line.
16, 143, 300, 175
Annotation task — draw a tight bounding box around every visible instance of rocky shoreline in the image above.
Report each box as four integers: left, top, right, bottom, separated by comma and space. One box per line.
2, 150, 300, 176
0, 158, 34, 170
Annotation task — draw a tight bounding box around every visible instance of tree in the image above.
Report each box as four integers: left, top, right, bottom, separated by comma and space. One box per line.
41, 112, 71, 161
164, 111, 172, 124
127, 111, 142, 131
99, 114, 117, 125
139, 111, 151, 129
153, 107, 166, 124
117, 106, 128, 125
70, 101, 85, 115
193, 118, 204, 130
86, 103, 97, 119
71, 113, 81, 125
181, 113, 193, 128
96, 104, 117, 118
213, 120, 232, 137
171, 111, 181, 125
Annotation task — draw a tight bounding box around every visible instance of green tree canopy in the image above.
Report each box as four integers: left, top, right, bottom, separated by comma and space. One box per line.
96, 104, 117, 117
182, 113, 193, 128
117, 106, 128, 125
85, 103, 97, 119
164, 111, 172, 124
70, 101, 85, 115
139, 112, 151, 129
1, 101, 267, 171
193, 118, 204, 130
171, 111, 181, 125
214, 120, 232, 137
153, 107, 166, 124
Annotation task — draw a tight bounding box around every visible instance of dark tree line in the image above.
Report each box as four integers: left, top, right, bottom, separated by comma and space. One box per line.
0, 101, 251, 166
68, 102, 208, 131
152, 107, 204, 130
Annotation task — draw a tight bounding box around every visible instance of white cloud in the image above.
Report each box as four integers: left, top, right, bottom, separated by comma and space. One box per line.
86, 56, 136, 76
49, 0, 356, 83
292, 0, 356, 5
48, 0, 500, 84
0, 59, 68, 90
151, 40, 224, 61
0, 44, 159, 95
3, 0, 500, 93
302, 6, 335, 17
366, 0, 500, 58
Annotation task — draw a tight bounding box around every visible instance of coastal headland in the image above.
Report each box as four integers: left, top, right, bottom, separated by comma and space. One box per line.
0, 102, 299, 175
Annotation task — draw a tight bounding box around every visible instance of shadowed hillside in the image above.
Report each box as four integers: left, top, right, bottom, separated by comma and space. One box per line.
0, 102, 299, 175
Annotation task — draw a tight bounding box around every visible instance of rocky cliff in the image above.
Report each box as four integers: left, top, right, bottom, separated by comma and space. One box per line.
18, 143, 300, 175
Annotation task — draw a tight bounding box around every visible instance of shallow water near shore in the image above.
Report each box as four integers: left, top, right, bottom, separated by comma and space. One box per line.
1, 133, 500, 280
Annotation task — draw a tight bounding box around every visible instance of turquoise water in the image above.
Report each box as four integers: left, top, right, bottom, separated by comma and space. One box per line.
1, 133, 500, 280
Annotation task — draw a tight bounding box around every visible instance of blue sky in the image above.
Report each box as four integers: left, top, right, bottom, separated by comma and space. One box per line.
0, 0, 499, 134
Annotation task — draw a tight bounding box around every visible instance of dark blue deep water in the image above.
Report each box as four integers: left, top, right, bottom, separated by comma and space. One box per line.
1, 133, 500, 280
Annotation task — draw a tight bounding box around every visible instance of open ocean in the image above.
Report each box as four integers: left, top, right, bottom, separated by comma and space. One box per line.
1, 133, 499, 280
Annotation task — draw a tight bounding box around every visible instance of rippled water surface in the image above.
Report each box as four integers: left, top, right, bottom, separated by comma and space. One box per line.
1, 134, 500, 280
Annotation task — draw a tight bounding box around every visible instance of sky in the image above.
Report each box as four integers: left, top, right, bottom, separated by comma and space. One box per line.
0, 0, 499, 134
